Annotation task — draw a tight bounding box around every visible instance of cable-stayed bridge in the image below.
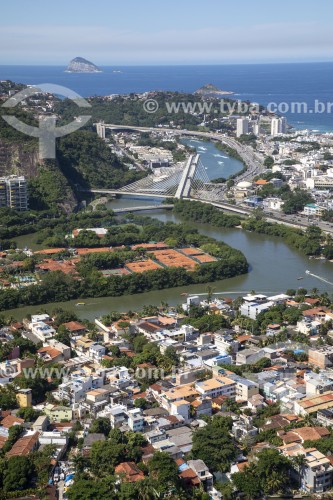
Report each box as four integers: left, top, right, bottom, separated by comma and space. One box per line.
87, 154, 223, 201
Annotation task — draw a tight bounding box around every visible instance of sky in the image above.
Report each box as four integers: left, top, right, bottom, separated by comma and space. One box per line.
1, 0, 333, 65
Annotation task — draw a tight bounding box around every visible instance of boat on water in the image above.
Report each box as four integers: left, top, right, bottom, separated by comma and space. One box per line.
305, 270, 310, 274
76, 302, 86, 306
297, 276, 304, 280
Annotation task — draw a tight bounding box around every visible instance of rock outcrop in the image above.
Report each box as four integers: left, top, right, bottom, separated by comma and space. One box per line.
65, 57, 102, 73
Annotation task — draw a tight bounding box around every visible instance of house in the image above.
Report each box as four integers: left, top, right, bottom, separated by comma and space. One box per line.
44, 404, 73, 422
170, 400, 190, 422
37, 345, 64, 364
297, 319, 321, 336
62, 321, 87, 335
279, 443, 333, 493
30, 321, 56, 341
177, 459, 201, 489
115, 462, 145, 483
187, 460, 213, 491
32, 415, 49, 432
232, 414, 258, 443
1, 414, 24, 428
48, 339, 71, 360
191, 397, 212, 418
127, 408, 144, 432
247, 394, 266, 412
160, 384, 199, 410
277, 427, 330, 445
6, 431, 39, 458
82, 433, 106, 454
305, 371, 333, 396
228, 375, 259, 401
89, 343, 106, 362
16, 388, 32, 408
240, 301, 271, 320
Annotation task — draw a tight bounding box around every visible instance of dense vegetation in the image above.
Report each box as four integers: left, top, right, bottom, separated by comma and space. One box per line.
55, 92, 239, 132
191, 416, 236, 472
242, 215, 322, 256
172, 199, 242, 227
0, 219, 248, 311
172, 200, 323, 257
0, 91, 146, 211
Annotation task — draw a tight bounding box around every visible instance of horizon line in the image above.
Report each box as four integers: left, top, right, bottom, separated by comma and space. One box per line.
1, 60, 333, 67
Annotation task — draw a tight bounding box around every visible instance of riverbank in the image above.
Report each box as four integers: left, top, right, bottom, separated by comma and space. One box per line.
3, 204, 333, 321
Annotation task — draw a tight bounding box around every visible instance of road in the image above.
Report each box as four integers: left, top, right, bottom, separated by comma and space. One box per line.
96, 124, 333, 234
57, 480, 64, 500
98, 123, 264, 184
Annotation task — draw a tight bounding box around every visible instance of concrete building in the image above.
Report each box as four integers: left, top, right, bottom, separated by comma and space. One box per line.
240, 301, 273, 320
308, 347, 333, 369
236, 348, 262, 365
195, 377, 236, 400
271, 117, 287, 136
236, 118, 249, 138
16, 388, 32, 408
44, 404, 73, 422
0, 175, 28, 211
300, 448, 333, 493
127, 408, 144, 432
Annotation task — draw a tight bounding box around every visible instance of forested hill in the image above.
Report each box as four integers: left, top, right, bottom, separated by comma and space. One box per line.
0, 91, 144, 212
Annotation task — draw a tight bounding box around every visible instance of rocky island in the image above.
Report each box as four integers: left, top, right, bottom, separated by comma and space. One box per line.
65, 57, 102, 73
194, 83, 234, 95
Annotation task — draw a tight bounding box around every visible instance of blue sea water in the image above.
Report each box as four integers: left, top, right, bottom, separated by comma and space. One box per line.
1, 62, 333, 132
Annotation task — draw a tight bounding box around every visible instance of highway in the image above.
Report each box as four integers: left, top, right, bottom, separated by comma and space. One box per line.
95, 123, 333, 234
98, 123, 264, 186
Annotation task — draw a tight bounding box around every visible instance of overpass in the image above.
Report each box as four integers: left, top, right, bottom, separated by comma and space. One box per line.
111, 204, 174, 214
95, 122, 263, 183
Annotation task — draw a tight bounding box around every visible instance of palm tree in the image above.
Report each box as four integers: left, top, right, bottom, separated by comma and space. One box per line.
291, 454, 307, 489
266, 470, 283, 494
206, 285, 216, 304
138, 482, 157, 500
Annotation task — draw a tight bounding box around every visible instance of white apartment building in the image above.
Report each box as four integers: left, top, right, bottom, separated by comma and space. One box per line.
30, 322, 56, 342
236, 118, 249, 137
195, 376, 236, 399
0, 175, 28, 211
271, 117, 287, 136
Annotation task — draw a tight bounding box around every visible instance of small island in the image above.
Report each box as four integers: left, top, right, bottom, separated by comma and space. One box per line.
65, 57, 102, 73
194, 83, 234, 96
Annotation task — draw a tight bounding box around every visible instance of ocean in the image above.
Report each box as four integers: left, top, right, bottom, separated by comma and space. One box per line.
1, 62, 333, 132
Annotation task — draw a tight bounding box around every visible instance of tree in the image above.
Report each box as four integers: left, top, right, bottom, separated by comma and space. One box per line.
16, 406, 39, 422
2, 425, 23, 453
232, 464, 261, 500
108, 345, 121, 357
134, 398, 148, 410
291, 454, 307, 488
54, 325, 71, 346
0, 385, 17, 410
67, 477, 116, 500
3, 456, 33, 492
191, 416, 236, 472
90, 440, 126, 476
89, 417, 111, 436
264, 156, 274, 168
148, 452, 179, 494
